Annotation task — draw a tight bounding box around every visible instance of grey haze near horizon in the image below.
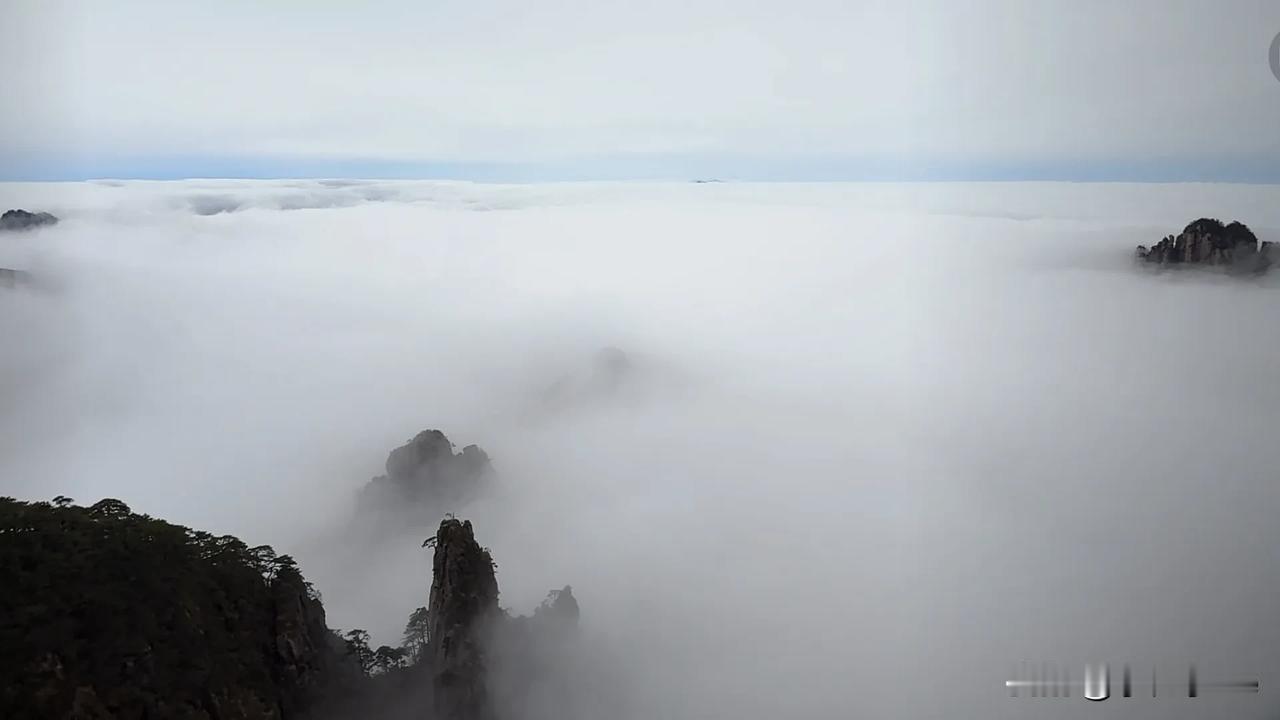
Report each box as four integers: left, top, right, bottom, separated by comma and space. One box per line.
2, 179, 1280, 719
4, 0, 1280, 181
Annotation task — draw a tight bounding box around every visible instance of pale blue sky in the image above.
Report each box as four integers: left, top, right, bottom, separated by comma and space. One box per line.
4, 0, 1280, 181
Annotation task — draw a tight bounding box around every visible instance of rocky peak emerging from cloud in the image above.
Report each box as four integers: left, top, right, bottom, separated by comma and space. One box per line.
424, 517, 584, 720
427, 518, 500, 720
357, 430, 491, 523
1136, 218, 1276, 272
0, 209, 58, 231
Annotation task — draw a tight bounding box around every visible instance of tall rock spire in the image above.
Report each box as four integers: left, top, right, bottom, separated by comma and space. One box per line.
428, 518, 499, 720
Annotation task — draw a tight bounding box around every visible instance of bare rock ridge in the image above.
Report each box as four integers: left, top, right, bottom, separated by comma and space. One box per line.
1136, 218, 1277, 272
0, 209, 58, 231
358, 430, 492, 522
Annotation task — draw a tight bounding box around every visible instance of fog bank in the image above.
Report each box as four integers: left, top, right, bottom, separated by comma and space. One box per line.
2, 180, 1279, 719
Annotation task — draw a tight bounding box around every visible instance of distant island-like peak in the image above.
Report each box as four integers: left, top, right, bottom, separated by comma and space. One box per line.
1136, 218, 1276, 273
0, 209, 59, 231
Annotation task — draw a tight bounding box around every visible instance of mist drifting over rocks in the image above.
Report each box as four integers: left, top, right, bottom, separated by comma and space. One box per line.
357, 430, 492, 530
1, 180, 1280, 719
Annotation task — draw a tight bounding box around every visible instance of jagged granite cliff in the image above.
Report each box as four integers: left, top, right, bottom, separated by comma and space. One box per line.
428, 519, 501, 720
424, 518, 582, 720
357, 430, 491, 524
0, 209, 58, 231
1136, 218, 1277, 272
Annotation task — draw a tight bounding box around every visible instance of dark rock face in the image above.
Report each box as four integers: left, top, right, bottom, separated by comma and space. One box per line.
0, 209, 58, 231
269, 568, 358, 718
358, 430, 492, 523
1135, 218, 1274, 272
428, 519, 500, 720
423, 518, 587, 720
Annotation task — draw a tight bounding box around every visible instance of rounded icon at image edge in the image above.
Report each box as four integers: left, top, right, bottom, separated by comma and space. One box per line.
1271, 31, 1280, 83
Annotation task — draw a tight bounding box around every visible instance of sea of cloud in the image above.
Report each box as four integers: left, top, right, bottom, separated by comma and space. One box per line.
1, 179, 1279, 719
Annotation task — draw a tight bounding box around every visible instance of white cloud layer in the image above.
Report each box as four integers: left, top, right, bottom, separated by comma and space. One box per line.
2, 180, 1280, 718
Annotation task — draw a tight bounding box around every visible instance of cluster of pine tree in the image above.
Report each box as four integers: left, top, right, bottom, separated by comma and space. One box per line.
0, 496, 347, 719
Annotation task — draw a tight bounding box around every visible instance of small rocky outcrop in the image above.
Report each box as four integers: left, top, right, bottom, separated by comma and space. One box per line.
533, 586, 579, 624
428, 518, 501, 720
0, 209, 58, 231
357, 430, 492, 523
1135, 218, 1276, 272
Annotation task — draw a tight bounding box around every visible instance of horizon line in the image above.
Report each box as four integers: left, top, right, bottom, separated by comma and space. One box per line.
4, 152, 1280, 185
